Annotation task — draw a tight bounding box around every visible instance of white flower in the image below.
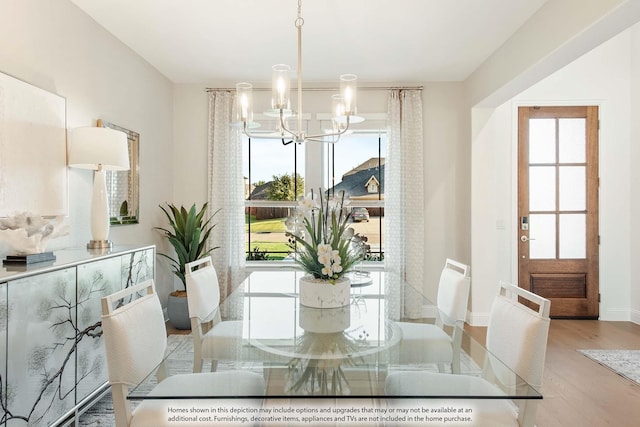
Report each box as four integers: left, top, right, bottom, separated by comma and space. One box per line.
298, 194, 317, 212
318, 243, 332, 255
318, 252, 332, 266
284, 217, 295, 231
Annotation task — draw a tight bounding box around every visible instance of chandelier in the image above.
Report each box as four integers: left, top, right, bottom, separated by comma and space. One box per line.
235, 0, 362, 145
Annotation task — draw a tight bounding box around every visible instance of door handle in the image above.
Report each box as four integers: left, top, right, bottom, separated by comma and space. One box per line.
520, 235, 536, 242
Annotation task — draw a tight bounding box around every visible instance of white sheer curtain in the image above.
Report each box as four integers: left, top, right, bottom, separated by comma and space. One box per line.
385, 89, 425, 319
207, 91, 246, 304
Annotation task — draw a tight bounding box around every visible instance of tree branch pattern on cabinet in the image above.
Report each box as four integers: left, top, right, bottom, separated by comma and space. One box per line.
0, 246, 154, 427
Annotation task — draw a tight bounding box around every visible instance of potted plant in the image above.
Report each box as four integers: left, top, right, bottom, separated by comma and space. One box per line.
156, 202, 219, 329
285, 189, 363, 308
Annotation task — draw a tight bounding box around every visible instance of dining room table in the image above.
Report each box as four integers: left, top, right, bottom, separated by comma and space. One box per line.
126, 267, 542, 424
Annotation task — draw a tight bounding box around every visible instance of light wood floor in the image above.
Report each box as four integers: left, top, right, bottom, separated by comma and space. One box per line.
169, 320, 640, 426
467, 320, 640, 427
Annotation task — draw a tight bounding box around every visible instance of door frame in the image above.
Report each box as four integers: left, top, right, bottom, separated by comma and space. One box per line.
513, 103, 600, 318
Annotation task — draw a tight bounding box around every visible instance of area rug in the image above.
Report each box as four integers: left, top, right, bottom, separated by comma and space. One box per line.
578, 349, 640, 385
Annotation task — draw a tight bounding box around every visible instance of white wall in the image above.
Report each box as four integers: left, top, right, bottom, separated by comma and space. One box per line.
471, 25, 635, 322
422, 83, 470, 302
630, 24, 640, 323
0, 0, 176, 303
172, 82, 469, 301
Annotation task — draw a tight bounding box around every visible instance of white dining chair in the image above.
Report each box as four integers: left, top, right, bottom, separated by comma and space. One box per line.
385, 281, 551, 427
396, 258, 471, 373
101, 279, 265, 427
185, 256, 243, 373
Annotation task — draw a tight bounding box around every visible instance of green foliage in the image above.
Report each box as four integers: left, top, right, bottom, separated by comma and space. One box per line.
110, 200, 137, 225
267, 173, 304, 201
155, 203, 220, 290
119, 200, 129, 217
247, 247, 270, 261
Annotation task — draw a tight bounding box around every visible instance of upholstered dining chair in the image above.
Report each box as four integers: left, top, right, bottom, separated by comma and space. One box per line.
396, 258, 471, 373
101, 279, 265, 427
385, 281, 551, 427
185, 256, 243, 373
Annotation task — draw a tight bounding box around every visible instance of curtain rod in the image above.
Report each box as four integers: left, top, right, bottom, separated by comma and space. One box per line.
205, 85, 423, 93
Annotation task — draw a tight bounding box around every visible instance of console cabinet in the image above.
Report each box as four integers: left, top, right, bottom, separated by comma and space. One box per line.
0, 245, 154, 427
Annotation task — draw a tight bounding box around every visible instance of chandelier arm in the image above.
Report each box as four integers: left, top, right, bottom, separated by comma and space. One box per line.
297, 16, 303, 142
277, 109, 303, 142
304, 115, 352, 141
242, 122, 287, 140
306, 136, 340, 144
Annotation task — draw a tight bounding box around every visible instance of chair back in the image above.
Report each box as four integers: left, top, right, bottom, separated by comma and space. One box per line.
101, 280, 168, 427
486, 281, 550, 389
436, 258, 471, 326
101, 280, 167, 386
185, 256, 220, 321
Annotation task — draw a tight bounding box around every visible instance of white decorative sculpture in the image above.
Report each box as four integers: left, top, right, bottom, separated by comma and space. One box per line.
0, 213, 70, 255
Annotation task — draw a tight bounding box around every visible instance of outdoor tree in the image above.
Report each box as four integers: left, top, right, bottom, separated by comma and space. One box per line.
267, 173, 304, 201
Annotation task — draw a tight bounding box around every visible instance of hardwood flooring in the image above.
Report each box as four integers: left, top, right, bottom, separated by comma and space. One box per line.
467, 320, 640, 427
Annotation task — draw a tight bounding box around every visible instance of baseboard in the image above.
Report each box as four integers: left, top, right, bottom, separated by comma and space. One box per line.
600, 308, 632, 321
467, 310, 490, 327
630, 309, 640, 325
421, 304, 438, 318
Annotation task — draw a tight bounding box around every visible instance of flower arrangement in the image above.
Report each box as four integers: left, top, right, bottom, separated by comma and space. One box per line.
285, 189, 363, 283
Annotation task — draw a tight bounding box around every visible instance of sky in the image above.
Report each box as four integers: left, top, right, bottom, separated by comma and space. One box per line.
243, 134, 387, 186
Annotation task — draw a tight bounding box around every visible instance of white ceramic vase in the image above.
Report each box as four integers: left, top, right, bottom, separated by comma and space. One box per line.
299, 275, 350, 308
299, 305, 351, 333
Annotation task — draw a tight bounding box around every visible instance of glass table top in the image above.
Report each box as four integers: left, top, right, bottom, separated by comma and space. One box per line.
128, 268, 542, 401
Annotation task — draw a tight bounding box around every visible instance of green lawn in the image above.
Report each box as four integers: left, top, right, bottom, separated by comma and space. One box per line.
245, 214, 286, 232
246, 215, 289, 260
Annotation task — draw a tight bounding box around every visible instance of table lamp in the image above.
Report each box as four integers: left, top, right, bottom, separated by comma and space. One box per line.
69, 126, 130, 249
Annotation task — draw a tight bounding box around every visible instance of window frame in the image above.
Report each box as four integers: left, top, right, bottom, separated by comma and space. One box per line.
244, 113, 387, 266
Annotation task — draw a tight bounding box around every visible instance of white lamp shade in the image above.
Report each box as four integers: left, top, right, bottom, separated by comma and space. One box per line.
69, 127, 130, 171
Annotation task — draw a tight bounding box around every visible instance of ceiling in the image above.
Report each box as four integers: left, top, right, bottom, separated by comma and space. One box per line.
70, 0, 549, 85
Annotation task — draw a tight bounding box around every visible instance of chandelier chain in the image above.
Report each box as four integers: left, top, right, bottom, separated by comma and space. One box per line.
296, 0, 304, 28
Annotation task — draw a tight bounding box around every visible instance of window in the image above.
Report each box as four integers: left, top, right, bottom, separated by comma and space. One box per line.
244, 129, 386, 262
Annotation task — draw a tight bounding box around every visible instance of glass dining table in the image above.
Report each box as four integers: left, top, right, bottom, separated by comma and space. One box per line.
128, 268, 541, 423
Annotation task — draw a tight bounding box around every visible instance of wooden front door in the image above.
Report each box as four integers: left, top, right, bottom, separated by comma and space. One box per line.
518, 106, 599, 318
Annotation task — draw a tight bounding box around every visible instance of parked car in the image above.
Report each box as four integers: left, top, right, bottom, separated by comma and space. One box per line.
351, 207, 370, 222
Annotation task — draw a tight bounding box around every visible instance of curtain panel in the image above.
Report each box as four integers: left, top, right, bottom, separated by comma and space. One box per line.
207, 91, 246, 308
386, 89, 425, 319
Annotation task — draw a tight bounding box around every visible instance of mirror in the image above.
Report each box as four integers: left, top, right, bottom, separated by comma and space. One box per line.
97, 119, 139, 225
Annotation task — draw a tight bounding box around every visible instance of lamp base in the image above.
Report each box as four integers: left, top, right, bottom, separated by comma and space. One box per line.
87, 240, 112, 250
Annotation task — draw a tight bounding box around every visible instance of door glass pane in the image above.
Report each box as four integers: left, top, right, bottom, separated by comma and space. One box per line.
559, 118, 586, 163
559, 214, 586, 258
529, 166, 556, 211
529, 118, 556, 164
559, 166, 585, 211
529, 214, 556, 259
